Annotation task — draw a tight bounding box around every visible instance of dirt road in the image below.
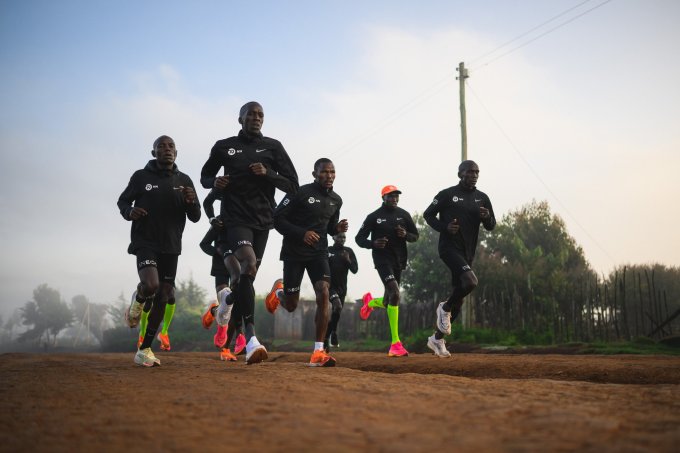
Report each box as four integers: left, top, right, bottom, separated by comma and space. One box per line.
2, 352, 678, 452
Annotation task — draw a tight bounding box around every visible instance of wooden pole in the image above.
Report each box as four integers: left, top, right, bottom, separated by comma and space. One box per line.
457, 62, 469, 162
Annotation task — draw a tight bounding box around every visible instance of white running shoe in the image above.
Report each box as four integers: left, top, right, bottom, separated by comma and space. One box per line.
436, 301, 452, 335
134, 347, 161, 367
125, 290, 144, 328
427, 334, 451, 358
215, 287, 233, 327
245, 336, 268, 365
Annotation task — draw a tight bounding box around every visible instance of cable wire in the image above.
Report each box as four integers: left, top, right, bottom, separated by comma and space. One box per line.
466, 81, 617, 265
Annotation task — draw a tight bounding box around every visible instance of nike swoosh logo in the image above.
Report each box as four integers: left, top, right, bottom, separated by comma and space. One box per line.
256, 149, 267, 153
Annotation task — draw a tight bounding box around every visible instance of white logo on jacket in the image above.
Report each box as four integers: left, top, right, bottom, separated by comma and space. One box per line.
227, 148, 242, 156
145, 184, 159, 191
308, 197, 320, 204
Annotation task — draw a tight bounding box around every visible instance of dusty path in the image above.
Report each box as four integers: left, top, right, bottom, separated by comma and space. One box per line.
1, 352, 679, 452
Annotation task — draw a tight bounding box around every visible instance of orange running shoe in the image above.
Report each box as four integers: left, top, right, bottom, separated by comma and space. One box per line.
158, 333, 171, 351
214, 325, 227, 348
265, 278, 283, 313
202, 302, 218, 329
307, 349, 336, 367
359, 292, 373, 320
234, 333, 246, 355
220, 348, 237, 362
388, 341, 409, 357
137, 335, 144, 348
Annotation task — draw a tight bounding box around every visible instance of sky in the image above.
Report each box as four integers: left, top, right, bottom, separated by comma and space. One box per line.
1, 0, 679, 317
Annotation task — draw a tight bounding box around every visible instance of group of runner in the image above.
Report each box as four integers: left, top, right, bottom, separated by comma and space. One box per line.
117, 101, 496, 368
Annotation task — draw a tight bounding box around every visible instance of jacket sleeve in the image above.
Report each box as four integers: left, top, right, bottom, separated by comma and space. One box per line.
404, 212, 419, 243
423, 190, 446, 232
202, 190, 218, 219
117, 173, 138, 221
355, 214, 374, 249
482, 194, 496, 231
273, 193, 307, 240
199, 228, 218, 256
200, 143, 222, 190
348, 248, 358, 274
326, 202, 341, 237
266, 143, 299, 194
183, 176, 201, 223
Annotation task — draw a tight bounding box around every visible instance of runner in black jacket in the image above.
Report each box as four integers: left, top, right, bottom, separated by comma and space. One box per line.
355, 185, 418, 357
324, 233, 358, 351
200, 102, 299, 365
422, 160, 496, 358
265, 158, 348, 367
117, 135, 201, 367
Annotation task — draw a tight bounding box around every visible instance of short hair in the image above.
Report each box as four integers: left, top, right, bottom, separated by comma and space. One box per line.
458, 160, 477, 173
239, 101, 262, 118
314, 157, 333, 171
153, 135, 174, 149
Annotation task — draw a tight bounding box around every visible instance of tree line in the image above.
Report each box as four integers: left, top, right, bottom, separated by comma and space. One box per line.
2, 200, 678, 351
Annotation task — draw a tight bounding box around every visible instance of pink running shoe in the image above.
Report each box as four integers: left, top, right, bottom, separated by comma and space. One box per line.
234, 333, 246, 355
359, 292, 373, 320
214, 325, 227, 348
388, 341, 409, 357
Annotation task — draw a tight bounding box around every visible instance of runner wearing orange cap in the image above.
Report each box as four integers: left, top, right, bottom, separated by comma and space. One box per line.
355, 185, 418, 357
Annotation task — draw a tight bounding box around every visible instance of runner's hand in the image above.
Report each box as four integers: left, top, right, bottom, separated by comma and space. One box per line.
373, 237, 389, 249
303, 231, 320, 246
447, 219, 459, 235
129, 207, 148, 220
395, 225, 406, 238
480, 207, 490, 219
337, 219, 349, 233
249, 163, 267, 176
178, 186, 197, 205
214, 175, 230, 189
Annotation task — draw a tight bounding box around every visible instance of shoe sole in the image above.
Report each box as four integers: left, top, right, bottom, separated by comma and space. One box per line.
388, 352, 409, 357
202, 303, 217, 329
134, 358, 160, 367
246, 347, 268, 365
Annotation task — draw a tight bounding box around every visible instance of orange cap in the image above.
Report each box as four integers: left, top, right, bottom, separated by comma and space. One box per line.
381, 185, 402, 197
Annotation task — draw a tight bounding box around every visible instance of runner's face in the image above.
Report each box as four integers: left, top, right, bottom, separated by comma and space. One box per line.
460, 163, 479, 189
383, 192, 399, 208
240, 104, 264, 135
154, 137, 177, 167
334, 233, 346, 246
314, 162, 335, 189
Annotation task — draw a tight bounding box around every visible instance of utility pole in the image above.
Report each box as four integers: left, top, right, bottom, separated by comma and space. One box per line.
457, 61, 471, 329
457, 61, 469, 161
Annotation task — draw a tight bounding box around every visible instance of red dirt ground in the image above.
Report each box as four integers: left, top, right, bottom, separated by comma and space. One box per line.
1, 351, 679, 452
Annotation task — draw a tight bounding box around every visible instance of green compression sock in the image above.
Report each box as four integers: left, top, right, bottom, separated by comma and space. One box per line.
368, 297, 385, 309
139, 309, 150, 338
386, 304, 400, 343
161, 303, 176, 335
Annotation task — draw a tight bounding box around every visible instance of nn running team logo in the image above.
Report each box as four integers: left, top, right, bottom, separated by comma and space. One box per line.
308, 197, 320, 204
227, 148, 242, 156
145, 184, 158, 191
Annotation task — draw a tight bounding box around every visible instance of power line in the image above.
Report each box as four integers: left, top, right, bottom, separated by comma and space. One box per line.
465, 81, 617, 265
468, 0, 595, 66
470, 0, 614, 71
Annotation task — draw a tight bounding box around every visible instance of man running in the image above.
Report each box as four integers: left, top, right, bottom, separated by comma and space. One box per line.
423, 160, 496, 357
355, 185, 418, 357
201, 101, 298, 365
265, 158, 348, 367
118, 135, 201, 367
324, 232, 358, 351
199, 189, 246, 362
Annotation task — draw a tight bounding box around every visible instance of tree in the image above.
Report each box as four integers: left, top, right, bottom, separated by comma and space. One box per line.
19, 284, 73, 347
71, 295, 110, 344
401, 214, 450, 304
